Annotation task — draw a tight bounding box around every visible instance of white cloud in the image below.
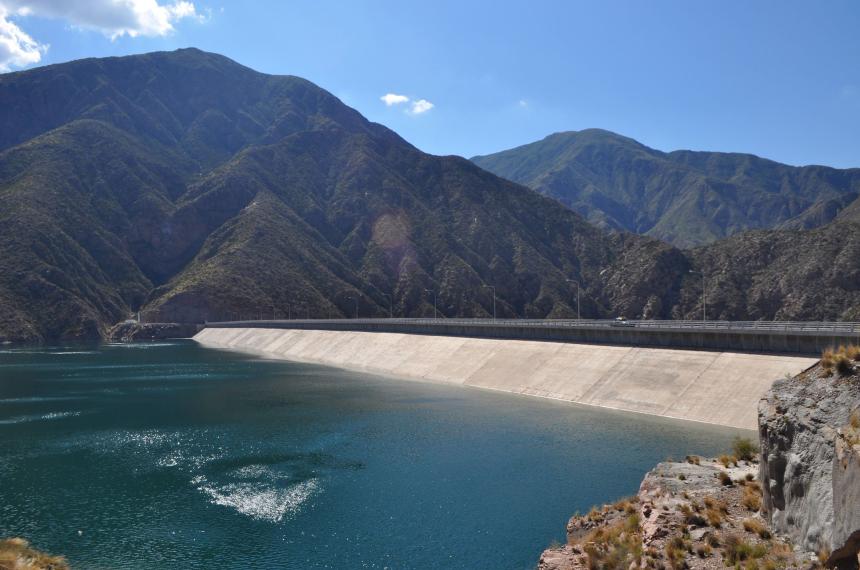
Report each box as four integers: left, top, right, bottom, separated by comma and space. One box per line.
0, 5, 45, 71
2, 0, 201, 41
518, 99, 528, 108
381, 92, 409, 106
409, 99, 434, 115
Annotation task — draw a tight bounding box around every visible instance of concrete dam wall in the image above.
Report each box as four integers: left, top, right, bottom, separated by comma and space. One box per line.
194, 327, 818, 430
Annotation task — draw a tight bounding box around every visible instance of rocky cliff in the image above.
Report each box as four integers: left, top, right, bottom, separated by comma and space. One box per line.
539, 350, 860, 569
759, 350, 860, 568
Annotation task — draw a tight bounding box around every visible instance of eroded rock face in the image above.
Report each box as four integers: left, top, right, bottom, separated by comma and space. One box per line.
759, 365, 860, 567
537, 457, 802, 570
832, 436, 860, 564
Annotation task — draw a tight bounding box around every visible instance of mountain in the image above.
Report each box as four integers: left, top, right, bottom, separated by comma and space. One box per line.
471, 129, 860, 248
685, 216, 860, 321
0, 49, 691, 342
1, 50, 858, 343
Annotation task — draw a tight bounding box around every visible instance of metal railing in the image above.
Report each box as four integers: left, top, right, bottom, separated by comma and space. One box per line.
205, 317, 860, 335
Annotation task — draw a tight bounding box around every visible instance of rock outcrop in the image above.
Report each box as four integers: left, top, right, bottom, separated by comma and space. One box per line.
538, 351, 860, 570
759, 356, 860, 568
0, 538, 68, 569
107, 321, 199, 342
538, 456, 806, 569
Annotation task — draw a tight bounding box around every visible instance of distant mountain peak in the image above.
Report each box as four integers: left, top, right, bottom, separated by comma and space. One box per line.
472, 130, 860, 247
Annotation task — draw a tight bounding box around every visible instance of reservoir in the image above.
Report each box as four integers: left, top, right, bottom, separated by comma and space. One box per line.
0, 341, 746, 569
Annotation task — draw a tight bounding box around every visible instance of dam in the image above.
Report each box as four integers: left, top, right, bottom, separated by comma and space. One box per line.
193, 319, 831, 430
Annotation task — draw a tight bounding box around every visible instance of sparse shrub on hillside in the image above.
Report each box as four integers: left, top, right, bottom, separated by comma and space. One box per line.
821, 345, 859, 377
742, 518, 771, 539
718, 454, 737, 468
846, 409, 860, 446
742, 483, 763, 512
723, 534, 767, 564
705, 507, 724, 527
612, 497, 638, 514
664, 537, 688, 570
718, 471, 734, 486
733, 437, 759, 461
579, 512, 643, 570
835, 353, 854, 376
821, 348, 835, 375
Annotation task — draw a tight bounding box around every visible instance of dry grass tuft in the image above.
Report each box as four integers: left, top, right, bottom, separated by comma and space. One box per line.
742, 517, 772, 539
717, 471, 734, 486
722, 533, 767, 565
742, 483, 763, 512
0, 538, 68, 570
678, 503, 706, 527
705, 507, 724, 528
718, 454, 737, 468
821, 345, 859, 377
664, 536, 689, 570
579, 512, 643, 570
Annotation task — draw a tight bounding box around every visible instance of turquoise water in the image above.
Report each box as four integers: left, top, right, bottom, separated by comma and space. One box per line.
0, 341, 746, 569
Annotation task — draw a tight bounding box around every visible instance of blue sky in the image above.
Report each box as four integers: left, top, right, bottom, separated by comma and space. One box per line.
1, 1, 858, 167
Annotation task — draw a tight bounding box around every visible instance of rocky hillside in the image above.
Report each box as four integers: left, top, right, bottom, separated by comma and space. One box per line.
472, 129, 860, 247
684, 219, 860, 321
538, 454, 810, 569
2, 49, 860, 342
0, 48, 690, 342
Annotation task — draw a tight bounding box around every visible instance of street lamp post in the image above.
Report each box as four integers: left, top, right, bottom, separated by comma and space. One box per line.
384, 294, 394, 318
566, 279, 581, 320
347, 296, 359, 319
425, 289, 437, 319
689, 270, 706, 321
482, 284, 496, 321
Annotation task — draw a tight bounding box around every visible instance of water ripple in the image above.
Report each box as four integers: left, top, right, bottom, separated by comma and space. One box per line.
192, 474, 319, 523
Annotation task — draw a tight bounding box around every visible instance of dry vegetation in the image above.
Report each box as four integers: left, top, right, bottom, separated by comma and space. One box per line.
0, 538, 68, 570
820, 345, 860, 378
540, 451, 813, 570
844, 409, 860, 446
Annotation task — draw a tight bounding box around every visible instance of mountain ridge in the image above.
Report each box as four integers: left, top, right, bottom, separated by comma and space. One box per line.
472, 129, 860, 247
1, 49, 859, 342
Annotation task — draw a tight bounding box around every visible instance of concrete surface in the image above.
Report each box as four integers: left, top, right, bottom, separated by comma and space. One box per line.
205, 318, 860, 354
194, 327, 818, 430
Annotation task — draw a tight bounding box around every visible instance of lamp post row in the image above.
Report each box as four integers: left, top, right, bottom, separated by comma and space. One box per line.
689, 270, 706, 322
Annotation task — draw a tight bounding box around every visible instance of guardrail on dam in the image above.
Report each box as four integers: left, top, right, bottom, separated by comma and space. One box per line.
202, 318, 860, 355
